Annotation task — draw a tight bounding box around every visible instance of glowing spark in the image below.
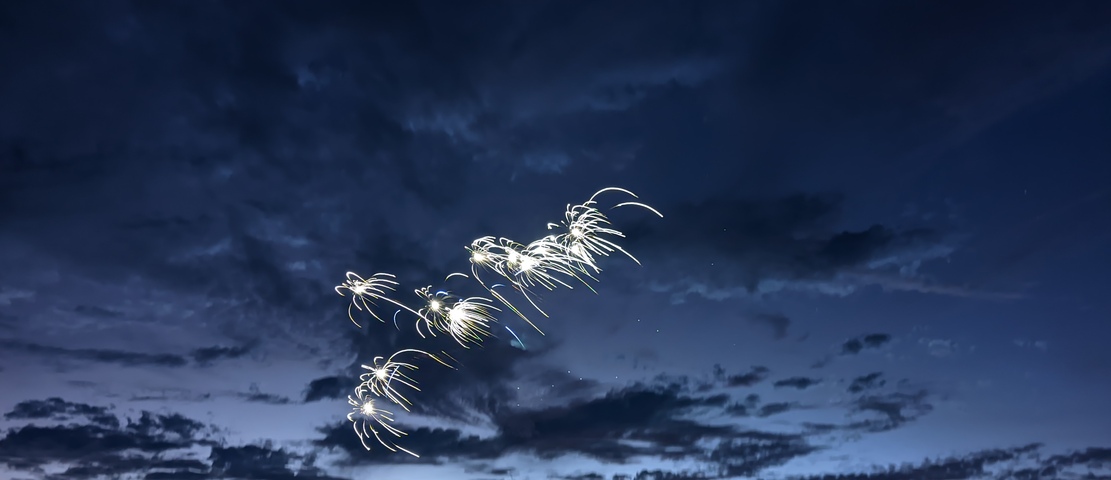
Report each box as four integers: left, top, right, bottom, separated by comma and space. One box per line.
548, 187, 662, 271
415, 286, 500, 348
359, 349, 454, 412
504, 325, 527, 351
335, 272, 425, 328
347, 384, 419, 457
466, 236, 546, 334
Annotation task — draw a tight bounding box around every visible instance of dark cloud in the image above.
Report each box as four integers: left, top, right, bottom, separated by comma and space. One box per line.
713, 365, 770, 388
847, 372, 886, 394
813, 334, 894, 369
0, 413, 208, 475
0, 399, 349, 480
566, 443, 1111, 480
842, 333, 893, 355
791, 443, 1111, 480
206, 445, 349, 480
303, 375, 350, 403
626, 469, 715, 480
72, 305, 124, 319
128, 389, 214, 403
0, 339, 261, 369
556, 474, 607, 480
747, 312, 791, 340
772, 377, 822, 390
0, 339, 189, 368
190, 343, 255, 365
724, 394, 761, 417
723, 394, 802, 419
4, 398, 118, 429
847, 389, 934, 433
311, 321, 600, 425
318, 381, 816, 472
708, 433, 819, 478
238, 383, 293, 405
793, 385, 935, 440
755, 402, 796, 418
627, 194, 958, 302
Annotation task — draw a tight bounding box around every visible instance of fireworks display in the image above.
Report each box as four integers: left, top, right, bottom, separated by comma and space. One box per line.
335, 187, 661, 456
347, 384, 419, 457
413, 282, 500, 348
358, 349, 454, 412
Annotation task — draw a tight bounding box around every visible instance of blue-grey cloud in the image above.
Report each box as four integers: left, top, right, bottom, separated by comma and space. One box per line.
842, 333, 892, 355
565, 443, 1111, 480
0, 339, 189, 368
190, 343, 256, 365
0, 339, 259, 369
4, 398, 119, 429
0, 399, 348, 480
629, 195, 965, 303
773, 377, 822, 390
847, 372, 886, 394
712, 365, 771, 388
317, 380, 815, 472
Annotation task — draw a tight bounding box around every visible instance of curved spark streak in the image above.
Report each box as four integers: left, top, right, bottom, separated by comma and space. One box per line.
335, 272, 426, 328
359, 349, 454, 411
415, 286, 500, 348
548, 188, 663, 271
468, 236, 588, 319
467, 237, 546, 334
503, 325, 527, 351
347, 385, 418, 457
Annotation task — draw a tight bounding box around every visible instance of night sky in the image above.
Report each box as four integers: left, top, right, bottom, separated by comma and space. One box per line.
2, 1, 1111, 479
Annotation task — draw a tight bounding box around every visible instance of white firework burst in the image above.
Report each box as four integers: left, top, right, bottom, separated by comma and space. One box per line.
359, 348, 454, 412
347, 384, 418, 457
414, 284, 500, 348
335, 272, 424, 328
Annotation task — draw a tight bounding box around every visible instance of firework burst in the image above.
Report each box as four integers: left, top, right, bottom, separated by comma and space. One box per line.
359, 348, 455, 412
347, 384, 419, 457
414, 281, 500, 348
335, 272, 425, 328
466, 236, 547, 333
549, 187, 663, 269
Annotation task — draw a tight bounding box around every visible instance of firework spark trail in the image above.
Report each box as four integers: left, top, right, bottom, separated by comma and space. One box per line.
359, 349, 455, 412
414, 279, 500, 349
464, 188, 662, 334
347, 384, 419, 457
519, 236, 598, 291
548, 187, 663, 271
465, 235, 592, 329
467, 236, 548, 334
503, 325, 527, 351
335, 272, 428, 328
334, 186, 660, 457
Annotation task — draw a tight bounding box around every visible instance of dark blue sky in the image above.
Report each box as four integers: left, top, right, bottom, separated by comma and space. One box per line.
1, 1, 1110, 479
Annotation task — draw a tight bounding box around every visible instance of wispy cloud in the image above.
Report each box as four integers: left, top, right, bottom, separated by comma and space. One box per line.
811, 333, 893, 368
773, 377, 822, 390
0, 339, 189, 368
630, 194, 1000, 304
0, 399, 347, 480
0, 339, 257, 370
